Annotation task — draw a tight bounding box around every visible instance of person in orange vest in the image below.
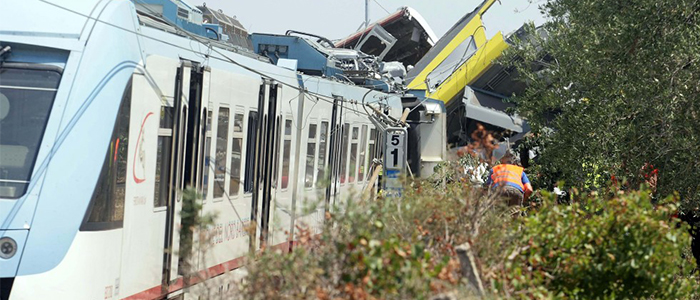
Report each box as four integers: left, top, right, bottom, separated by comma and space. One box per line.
485, 152, 533, 206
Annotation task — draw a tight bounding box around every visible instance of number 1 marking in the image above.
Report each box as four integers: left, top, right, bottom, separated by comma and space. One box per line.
390, 148, 398, 166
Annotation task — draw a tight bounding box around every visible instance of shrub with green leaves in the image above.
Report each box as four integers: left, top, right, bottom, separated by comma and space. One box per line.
234, 168, 697, 299
238, 180, 502, 300
505, 0, 700, 213
493, 188, 696, 299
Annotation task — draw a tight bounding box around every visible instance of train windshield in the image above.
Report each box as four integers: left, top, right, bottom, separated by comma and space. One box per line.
0, 65, 61, 198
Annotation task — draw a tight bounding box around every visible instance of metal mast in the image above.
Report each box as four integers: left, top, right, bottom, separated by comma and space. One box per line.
365, 0, 370, 28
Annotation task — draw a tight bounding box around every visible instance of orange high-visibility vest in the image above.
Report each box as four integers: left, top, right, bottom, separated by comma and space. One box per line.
491, 164, 524, 190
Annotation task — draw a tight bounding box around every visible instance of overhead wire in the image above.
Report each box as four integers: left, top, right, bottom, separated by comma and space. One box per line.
38, 0, 389, 224
372, 0, 392, 15
349, 0, 393, 49
44, 0, 380, 157
405, 24, 491, 114
39, 0, 374, 118
144, 0, 384, 189
30, 0, 270, 236
204, 161, 253, 235
58, 0, 402, 132
418, 25, 486, 92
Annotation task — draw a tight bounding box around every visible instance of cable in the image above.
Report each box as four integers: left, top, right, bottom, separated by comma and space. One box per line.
422, 25, 485, 92
361, 89, 374, 118
204, 160, 252, 233
289, 93, 320, 132
38, 0, 374, 119
373, 0, 391, 15
0, 1, 381, 246
135, 5, 368, 112
404, 24, 494, 113
348, 0, 395, 49
34, 1, 291, 237
38, 0, 384, 207
350, 0, 392, 50
353, 22, 370, 50
87, 0, 389, 141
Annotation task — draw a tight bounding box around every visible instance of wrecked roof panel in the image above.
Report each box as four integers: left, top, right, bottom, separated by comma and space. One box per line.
463, 87, 525, 133
335, 7, 437, 67
198, 5, 246, 30
405, 2, 485, 82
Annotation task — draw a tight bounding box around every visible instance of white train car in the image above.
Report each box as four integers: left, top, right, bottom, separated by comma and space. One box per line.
0, 0, 403, 299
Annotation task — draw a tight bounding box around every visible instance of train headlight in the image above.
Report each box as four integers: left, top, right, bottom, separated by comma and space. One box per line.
0, 237, 17, 259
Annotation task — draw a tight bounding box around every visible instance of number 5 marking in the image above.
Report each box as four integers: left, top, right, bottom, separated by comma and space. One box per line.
391, 135, 400, 146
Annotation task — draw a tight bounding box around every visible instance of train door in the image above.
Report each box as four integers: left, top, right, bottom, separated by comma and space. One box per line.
161, 61, 207, 290
325, 96, 344, 207
249, 80, 281, 250
179, 64, 209, 276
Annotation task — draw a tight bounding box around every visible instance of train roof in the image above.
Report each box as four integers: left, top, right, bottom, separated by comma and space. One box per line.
135, 9, 263, 61
0, 0, 100, 51
334, 7, 437, 67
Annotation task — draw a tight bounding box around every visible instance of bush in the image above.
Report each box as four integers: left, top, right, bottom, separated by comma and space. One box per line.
233, 163, 697, 299
490, 188, 696, 299
504, 0, 700, 213
238, 180, 506, 300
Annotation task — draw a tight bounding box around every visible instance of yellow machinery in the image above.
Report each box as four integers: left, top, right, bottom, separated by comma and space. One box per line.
405, 0, 532, 146
406, 0, 508, 105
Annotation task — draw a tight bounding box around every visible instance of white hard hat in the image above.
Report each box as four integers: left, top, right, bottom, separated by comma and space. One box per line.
492, 142, 510, 161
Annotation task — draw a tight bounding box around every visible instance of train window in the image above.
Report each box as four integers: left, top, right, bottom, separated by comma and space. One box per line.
206, 111, 212, 131
340, 123, 350, 184
83, 78, 132, 230
230, 113, 244, 196
305, 124, 317, 188
243, 111, 259, 193
285, 119, 292, 135
154, 137, 171, 207
428, 36, 477, 88
0, 66, 60, 199
273, 116, 282, 188
281, 140, 292, 189
154, 106, 175, 207
349, 127, 359, 183
305, 143, 315, 187
178, 106, 187, 190
230, 138, 242, 195
281, 119, 293, 189
177, 7, 189, 19
201, 110, 212, 199
160, 106, 174, 129
233, 113, 244, 133
368, 128, 378, 176
316, 121, 329, 187
213, 107, 229, 198
349, 143, 358, 183
260, 115, 267, 188
358, 125, 368, 182
308, 124, 317, 139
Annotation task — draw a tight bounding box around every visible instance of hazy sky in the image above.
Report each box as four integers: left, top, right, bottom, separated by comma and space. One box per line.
199, 0, 546, 41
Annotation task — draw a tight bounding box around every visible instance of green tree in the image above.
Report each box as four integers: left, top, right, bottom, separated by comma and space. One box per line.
500, 189, 695, 299
506, 0, 700, 212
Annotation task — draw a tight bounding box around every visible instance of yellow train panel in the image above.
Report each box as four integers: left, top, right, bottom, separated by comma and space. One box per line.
428, 33, 508, 104
405, 0, 509, 105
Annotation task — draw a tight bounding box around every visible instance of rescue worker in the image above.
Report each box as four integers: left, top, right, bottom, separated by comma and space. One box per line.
485, 151, 533, 206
